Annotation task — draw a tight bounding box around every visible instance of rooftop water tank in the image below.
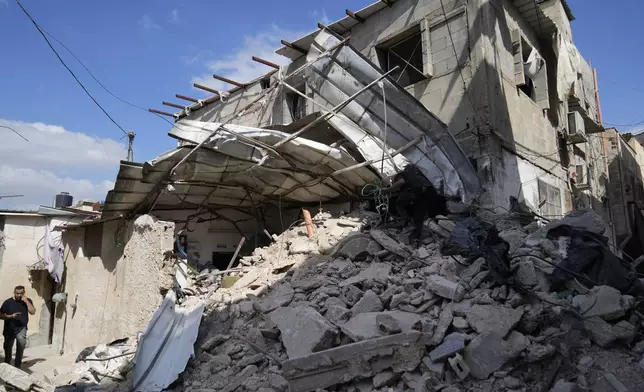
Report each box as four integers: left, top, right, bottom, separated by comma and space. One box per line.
55, 192, 73, 208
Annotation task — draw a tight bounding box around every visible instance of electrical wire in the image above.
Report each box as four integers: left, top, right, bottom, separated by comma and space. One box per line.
16, 0, 127, 136
0, 125, 29, 142
439, 0, 477, 114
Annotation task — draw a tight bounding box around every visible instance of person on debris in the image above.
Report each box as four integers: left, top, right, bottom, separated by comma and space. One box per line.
0, 286, 36, 369
383, 164, 447, 240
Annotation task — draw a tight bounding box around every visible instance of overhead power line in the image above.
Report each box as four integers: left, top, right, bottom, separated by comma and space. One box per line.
0, 125, 29, 142
16, 0, 128, 136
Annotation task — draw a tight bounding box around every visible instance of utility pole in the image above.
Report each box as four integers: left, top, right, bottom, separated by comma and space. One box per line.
127, 131, 135, 161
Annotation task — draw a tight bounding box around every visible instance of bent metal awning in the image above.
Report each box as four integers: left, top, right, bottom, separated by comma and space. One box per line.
102, 30, 480, 218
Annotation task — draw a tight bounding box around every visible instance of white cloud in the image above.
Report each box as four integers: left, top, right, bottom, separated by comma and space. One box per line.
138, 14, 160, 30
191, 24, 307, 91
169, 9, 179, 24
0, 119, 126, 210
309, 9, 330, 25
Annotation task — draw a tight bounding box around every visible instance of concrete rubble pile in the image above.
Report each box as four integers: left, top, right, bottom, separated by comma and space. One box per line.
156, 207, 644, 392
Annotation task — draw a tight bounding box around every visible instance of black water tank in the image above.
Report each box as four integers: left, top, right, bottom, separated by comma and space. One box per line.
55, 192, 73, 208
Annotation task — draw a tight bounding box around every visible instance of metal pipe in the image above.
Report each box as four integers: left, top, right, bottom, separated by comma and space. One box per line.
175, 94, 198, 103
226, 236, 246, 270
213, 74, 246, 88
252, 56, 280, 70
274, 66, 399, 148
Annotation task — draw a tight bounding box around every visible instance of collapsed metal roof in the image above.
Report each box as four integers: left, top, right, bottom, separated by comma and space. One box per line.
102, 30, 480, 218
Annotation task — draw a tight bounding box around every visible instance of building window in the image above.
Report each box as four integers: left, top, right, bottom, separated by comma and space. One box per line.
377, 23, 431, 88
538, 179, 562, 218
83, 223, 103, 258
511, 30, 549, 109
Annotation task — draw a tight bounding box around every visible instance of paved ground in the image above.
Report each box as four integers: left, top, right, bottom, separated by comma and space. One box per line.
1, 344, 77, 383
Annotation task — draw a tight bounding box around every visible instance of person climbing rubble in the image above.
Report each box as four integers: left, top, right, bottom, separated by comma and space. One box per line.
382, 163, 447, 241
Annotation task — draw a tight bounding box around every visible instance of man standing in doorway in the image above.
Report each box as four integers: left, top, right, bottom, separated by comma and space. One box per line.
0, 286, 35, 369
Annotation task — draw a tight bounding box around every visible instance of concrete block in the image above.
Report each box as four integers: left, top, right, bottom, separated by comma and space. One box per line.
0, 363, 35, 391
269, 305, 339, 359
448, 353, 470, 380
373, 371, 400, 388
339, 263, 392, 287
260, 284, 295, 313
341, 311, 422, 341
325, 305, 352, 325
464, 304, 524, 338
370, 229, 411, 258
463, 332, 511, 380
430, 307, 453, 345
332, 233, 383, 260
572, 285, 625, 321
427, 275, 463, 301
583, 318, 636, 348
352, 290, 384, 315
282, 332, 425, 392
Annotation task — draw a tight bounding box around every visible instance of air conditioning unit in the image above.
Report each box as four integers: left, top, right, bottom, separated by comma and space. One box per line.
566, 111, 587, 144
573, 164, 591, 191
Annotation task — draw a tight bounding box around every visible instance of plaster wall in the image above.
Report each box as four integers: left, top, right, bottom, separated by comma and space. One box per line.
53, 215, 175, 354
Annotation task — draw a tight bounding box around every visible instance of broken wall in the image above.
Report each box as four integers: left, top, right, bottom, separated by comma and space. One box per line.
54, 215, 176, 354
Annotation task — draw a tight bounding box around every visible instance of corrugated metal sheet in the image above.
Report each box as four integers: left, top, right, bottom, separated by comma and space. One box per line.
132, 292, 204, 392
102, 121, 380, 217
306, 30, 480, 202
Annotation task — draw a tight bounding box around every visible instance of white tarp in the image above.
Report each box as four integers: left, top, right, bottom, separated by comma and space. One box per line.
555, 32, 582, 100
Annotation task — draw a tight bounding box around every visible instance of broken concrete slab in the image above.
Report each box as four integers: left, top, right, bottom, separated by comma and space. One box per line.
269, 305, 339, 358
499, 229, 527, 255
340, 311, 422, 341
373, 371, 400, 388
0, 363, 35, 391
377, 313, 402, 335
427, 275, 464, 301
370, 229, 411, 258
260, 284, 295, 313
430, 307, 454, 345
573, 285, 626, 321
463, 331, 511, 379
464, 304, 524, 337
515, 260, 537, 287
288, 236, 318, 255
583, 317, 636, 348
351, 290, 383, 315
233, 269, 261, 289
331, 233, 383, 260
281, 332, 425, 392
505, 330, 530, 358
339, 263, 392, 287
325, 305, 352, 325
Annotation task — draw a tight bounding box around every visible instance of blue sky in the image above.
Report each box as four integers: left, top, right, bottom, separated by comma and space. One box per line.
0, 0, 641, 209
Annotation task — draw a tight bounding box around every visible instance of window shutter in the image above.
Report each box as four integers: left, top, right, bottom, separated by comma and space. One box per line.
534, 62, 550, 109
511, 29, 525, 86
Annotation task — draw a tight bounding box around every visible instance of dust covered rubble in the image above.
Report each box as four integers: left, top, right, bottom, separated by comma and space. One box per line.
170, 209, 644, 392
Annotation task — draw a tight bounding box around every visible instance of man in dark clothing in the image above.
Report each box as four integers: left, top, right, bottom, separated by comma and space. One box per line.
0, 286, 36, 369
383, 164, 447, 240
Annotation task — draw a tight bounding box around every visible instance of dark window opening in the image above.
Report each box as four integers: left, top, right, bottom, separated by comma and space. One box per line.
377, 30, 426, 87
519, 77, 536, 100
538, 179, 562, 218
260, 78, 271, 90
0, 216, 5, 232
212, 251, 235, 270
83, 223, 103, 257
286, 85, 306, 121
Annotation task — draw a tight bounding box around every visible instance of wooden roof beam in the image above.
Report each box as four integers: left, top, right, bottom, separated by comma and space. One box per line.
149, 108, 175, 117
213, 74, 246, 88
252, 56, 281, 69
162, 101, 185, 110
193, 83, 219, 95
345, 9, 365, 23
175, 94, 198, 103
281, 39, 307, 54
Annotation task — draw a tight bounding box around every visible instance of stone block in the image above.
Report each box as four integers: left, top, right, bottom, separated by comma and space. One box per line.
282, 332, 425, 392
373, 371, 400, 388
430, 307, 453, 345
269, 305, 339, 359
260, 284, 295, 313
339, 263, 392, 287
325, 305, 352, 325
464, 304, 524, 338
427, 275, 463, 301
352, 290, 383, 315
515, 261, 537, 287
370, 229, 411, 258
341, 311, 422, 341
583, 318, 635, 348
572, 285, 625, 321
